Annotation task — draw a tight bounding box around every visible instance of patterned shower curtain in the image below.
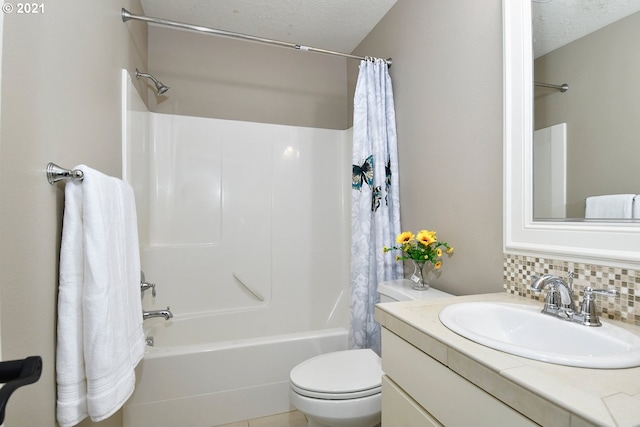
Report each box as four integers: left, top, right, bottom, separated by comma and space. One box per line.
350, 58, 402, 355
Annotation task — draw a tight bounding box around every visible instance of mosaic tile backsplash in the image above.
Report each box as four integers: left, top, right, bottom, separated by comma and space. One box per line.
503, 253, 640, 326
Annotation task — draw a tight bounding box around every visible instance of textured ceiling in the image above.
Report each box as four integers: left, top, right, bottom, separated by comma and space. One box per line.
139, 0, 398, 53
139, 1, 640, 60
533, 0, 640, 58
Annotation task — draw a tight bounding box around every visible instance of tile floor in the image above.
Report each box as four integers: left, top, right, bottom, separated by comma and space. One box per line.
216, 410, 308, 427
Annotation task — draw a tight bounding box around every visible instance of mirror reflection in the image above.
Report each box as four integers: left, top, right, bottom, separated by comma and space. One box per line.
532, 1, 640, 220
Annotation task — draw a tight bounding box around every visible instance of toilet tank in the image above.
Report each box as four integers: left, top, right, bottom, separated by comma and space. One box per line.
377, 279, 453, 303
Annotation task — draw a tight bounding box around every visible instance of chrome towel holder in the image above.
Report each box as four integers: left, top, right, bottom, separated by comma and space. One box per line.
46, 163, 84, 184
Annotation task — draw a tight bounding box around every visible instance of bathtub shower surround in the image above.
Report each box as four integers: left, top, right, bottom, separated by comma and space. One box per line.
121, 73, 352, 426
503, 253, 640, 326
139, 113, 351, 322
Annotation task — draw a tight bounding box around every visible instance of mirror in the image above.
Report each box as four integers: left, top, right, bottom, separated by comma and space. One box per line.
531, 2, 640, 220
503, 0, 640, 264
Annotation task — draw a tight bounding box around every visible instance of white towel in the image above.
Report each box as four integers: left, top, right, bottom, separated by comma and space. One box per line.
585, 194, 635, 219
634, 196, 640, 219
56, 165, 144, 426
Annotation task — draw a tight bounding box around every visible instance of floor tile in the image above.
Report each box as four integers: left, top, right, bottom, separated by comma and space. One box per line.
215, 421, 249, 427
248, 411, 308, 427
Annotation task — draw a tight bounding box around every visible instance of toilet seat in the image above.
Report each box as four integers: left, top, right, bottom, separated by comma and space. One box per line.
290, 382, 381, 400
290, 349, 382, 400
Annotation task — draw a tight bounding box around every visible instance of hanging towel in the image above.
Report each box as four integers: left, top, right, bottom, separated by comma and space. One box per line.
56, 165, 144, 427
634, 196, 640, 219
585, 194, 635, 219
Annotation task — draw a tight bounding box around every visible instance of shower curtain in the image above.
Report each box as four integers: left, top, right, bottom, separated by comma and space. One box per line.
350, 58, 402, 355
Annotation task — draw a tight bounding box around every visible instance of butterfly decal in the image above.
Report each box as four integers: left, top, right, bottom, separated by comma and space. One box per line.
384, 158, 391, 206
352, 155, 374, 191
385, 159, 391, 192
371, 186, 382, 212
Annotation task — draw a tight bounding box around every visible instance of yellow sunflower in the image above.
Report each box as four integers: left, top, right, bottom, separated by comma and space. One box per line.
416, 230, 437, 245
396, 231, 414, 245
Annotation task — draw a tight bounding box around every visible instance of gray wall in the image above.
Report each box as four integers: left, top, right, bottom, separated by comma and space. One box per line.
349, 0, 505, 295
535, 11, 640, 218
147, 25, 349, 129
0, 1, 147, 425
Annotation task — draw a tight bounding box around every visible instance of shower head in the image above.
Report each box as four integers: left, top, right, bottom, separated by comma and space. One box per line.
135, 68, 170, 96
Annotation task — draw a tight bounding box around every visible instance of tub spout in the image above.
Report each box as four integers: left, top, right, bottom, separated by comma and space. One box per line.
143, 306, 173, 321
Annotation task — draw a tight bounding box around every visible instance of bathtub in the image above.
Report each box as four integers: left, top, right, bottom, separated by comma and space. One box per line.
122, 318, 349, 427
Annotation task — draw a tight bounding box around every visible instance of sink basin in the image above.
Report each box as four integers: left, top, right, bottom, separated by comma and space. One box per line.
439, 302, 640, 368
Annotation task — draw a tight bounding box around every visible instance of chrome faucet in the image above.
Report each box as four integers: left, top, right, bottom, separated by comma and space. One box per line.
531, 272, 578, 314
142, 306, 173, 321
530, 272, 618, 326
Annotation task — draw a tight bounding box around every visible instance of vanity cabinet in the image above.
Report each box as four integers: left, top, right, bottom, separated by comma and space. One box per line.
381, 328, 538, 427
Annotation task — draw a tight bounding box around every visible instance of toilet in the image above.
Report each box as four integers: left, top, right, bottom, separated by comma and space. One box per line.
289, 279, 453, 427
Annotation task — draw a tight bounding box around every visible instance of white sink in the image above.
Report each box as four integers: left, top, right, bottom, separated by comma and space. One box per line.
439, 302, 640, 369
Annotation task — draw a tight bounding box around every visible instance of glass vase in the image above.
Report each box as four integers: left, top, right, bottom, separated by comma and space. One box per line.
410, 259, 430, 291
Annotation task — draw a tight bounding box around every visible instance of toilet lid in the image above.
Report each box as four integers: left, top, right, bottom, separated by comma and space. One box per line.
290, 349, 382, 399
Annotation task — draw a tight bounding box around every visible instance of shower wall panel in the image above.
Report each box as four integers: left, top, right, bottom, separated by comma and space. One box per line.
129, 110, 351, 332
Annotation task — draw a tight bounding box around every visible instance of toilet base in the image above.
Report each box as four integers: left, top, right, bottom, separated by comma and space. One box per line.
290, 388, 381, 427
308, 421, 380, 427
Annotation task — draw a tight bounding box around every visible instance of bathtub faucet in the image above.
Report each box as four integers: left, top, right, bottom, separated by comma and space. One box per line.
142, 306, 173, 321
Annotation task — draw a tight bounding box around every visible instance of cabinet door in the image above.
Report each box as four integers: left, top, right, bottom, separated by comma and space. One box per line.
382, 328, 538, 427
382, 375, 443, 427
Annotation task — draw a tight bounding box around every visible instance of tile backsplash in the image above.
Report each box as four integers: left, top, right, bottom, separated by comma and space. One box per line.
503, 253, 640, 326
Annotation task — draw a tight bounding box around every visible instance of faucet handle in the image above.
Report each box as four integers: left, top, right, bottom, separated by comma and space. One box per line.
140, 281, 156, 298
567, 271, 575, 288
580, 287, 619, 327
140, 271, 157, 298
587, 288, 619, 298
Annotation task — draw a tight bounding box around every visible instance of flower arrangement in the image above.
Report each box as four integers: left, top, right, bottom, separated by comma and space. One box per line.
383, 229, 453, 270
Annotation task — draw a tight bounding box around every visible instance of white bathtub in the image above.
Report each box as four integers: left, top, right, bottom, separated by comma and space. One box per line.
123, 319, 348, 427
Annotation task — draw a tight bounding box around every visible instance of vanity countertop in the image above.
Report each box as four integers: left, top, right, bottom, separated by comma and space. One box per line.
375, 292, 640, 427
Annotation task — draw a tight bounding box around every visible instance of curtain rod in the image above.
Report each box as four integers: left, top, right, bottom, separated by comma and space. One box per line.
534, 81, 569, 92
121, 8, 392, 66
